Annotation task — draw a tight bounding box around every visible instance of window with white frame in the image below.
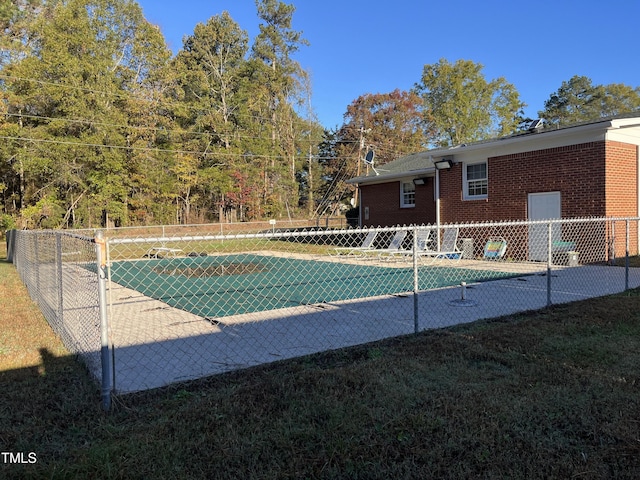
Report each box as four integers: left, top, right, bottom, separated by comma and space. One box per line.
400, 180, 415, 207
463, 162, 488, 199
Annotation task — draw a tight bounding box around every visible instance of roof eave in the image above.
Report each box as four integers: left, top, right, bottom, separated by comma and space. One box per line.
347, 167, 435, 185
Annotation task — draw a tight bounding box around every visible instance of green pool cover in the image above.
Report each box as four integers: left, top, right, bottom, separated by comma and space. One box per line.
107, 254, 514, 319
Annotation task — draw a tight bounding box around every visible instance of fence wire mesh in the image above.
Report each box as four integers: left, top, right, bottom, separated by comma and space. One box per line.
72, 217, 349, 240
10, 230, 102, 379
8, 217, 640, 403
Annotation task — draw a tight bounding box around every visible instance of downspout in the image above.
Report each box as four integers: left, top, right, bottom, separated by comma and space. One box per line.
637, 146, 639, 255
433, 155, 442, 250
358, 184, 363, 227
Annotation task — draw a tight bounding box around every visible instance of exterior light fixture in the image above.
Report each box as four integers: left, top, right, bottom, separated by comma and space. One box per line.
413, 177, 428, 186
434, 159, 453, 170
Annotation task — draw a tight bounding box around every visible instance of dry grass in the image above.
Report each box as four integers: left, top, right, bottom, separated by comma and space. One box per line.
0, 250, 68, 372
2, 239, 640, 479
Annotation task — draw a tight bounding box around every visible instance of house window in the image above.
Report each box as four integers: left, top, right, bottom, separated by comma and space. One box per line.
464, 162, 488, 199
400, 181, 415, 207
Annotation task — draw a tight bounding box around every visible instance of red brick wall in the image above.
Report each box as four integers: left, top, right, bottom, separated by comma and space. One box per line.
359, 140, 639, 256
360, 178, 436, 227
440, 141, 610, 222
605, 142, 638, 256
605, 142, 637, 217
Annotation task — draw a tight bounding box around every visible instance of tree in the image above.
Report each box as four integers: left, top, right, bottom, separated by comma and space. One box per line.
0, 0, 327, 227
0, 0, 58, 68
540, 75, 640, 128
173, 12, 250, 223
250, 0, 310, 217
317, 90, 429, 212
176, 11, 248, 149
2, 0, 173, 227
414, 58, 524, 147
342, 89, 427, 166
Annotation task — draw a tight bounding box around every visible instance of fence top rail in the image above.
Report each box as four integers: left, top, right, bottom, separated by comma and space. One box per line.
15, 229, 95, 242
104, 216, 640, 245
14, 216, 640, 246
446, 216, 640, 229
70, 217, 345, 234
106, 225, 412, 245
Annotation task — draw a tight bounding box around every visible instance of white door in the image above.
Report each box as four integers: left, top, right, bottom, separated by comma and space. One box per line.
528, 192, 561, 261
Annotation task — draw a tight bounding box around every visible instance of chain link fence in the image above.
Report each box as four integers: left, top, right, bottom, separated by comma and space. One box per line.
72, 217, 349, 240
8, 217, 640, 409
8, 230, 102, 380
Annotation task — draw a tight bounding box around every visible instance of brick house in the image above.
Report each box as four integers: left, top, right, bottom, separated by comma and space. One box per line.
347, 116, 640, 259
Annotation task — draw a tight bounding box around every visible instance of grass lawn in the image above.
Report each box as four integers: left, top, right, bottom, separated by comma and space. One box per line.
2, 240, 640, 479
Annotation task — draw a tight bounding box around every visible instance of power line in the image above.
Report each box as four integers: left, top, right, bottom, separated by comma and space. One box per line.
0, 134, 363, 162
1, 75, 416, 161
2, 111, 340, 144
0, 73, 354, 138
1, 75, 422, 154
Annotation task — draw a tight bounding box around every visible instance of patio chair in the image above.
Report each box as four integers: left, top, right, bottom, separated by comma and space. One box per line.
483, 237, 507, 260
368, 230, 408, 259
386, 228, 434, 259
419, 227, 462, 260
333, 230, 379, 256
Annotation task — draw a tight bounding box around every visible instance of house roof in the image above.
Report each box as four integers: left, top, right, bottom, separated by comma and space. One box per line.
347, 114, 640, 185
358, 150, 436, 182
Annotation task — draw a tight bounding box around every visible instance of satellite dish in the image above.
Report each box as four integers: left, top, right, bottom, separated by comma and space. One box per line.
364, 149, 375, 165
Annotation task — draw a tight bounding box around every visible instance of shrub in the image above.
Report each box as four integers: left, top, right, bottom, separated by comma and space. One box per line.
0, 213, 16, 238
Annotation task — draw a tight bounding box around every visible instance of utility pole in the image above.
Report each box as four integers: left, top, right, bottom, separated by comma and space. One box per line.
307, 140, 314, 216
354, 126, 365, 206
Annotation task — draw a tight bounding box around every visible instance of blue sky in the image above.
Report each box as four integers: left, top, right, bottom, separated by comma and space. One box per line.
137, 0, 640, 130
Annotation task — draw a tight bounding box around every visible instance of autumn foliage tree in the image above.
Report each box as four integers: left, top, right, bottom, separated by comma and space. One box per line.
342, 89, 427, 166
315, 89, 428, 214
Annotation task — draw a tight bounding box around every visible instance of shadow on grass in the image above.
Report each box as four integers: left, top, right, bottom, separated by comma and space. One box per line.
0, 348, 102, 475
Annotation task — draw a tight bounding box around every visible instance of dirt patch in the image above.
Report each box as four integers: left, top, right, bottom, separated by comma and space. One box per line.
152, 262, 267, 278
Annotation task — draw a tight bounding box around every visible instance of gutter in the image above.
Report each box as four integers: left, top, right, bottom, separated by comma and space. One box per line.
346, 168, 435, 186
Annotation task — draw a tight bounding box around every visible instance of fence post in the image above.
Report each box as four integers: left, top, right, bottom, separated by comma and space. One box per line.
412, 226, 419, 333
95, 231, 112, 411
6, 229, 15, 263
610, 220, 616, 265
106, 240, 117, 393
34, 234, 40, 299
625, 219, 630, 291
547, 222, 552, 306
55, 232, 64, 327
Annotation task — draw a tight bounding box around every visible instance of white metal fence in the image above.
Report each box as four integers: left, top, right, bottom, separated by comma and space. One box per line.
8, 217, 640, 410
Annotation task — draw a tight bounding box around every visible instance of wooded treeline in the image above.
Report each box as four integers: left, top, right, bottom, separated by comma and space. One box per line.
1, 0, 639, 230
1, 0, 323, 228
